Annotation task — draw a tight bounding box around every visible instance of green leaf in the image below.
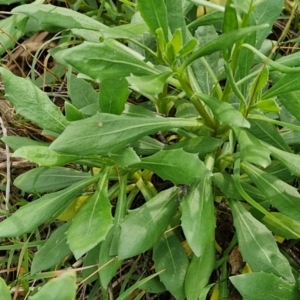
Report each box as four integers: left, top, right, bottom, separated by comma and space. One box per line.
131, 136, 164, 155
181, 177, 215, 257
233, 128, 271, 168
67, 74, 99, 110
251, 0, 285, 48
28, 271, 77, 300
123, 103, 160, 118
110, 147, 140, 167
0, 68, 68, 134
213, 172, 241, 200
0, 0, 21, 4
199, 283, 215, 300
127, 13, 156, 61
190, 25, 219, 95
250, 113, 300, 133
126, 72, 172, 96
50, 113, 200, 156
137, 0, 168, 41
65, 102, 85, 121
67, 168, 113, 259
81, 245, 100, 284
0, 15, 28, 56
262, 72, 300, 99
182, 24, 268, 69
228, 199, 294, 283
100, 22, 149, 39
265, 161, 295, 182
278, 90, 300, 123
0, 175, 100, 237
31, 222, 72, 274
184, 242, 215, 300
263, 143, 300, 177
230, 272, 300, 300
12, 4, 106, 32
0, 277, 11, 300
194, 93, 250, 128
249, 68, 269, 102
13, 146, 81, 167
99, 228, 122, 289
153, 231, 189, 300
252, 99, 280, 112
138, 277, 166, 294
131, 149, 211, 185
174, 99, 199, 118
263, 212, 300, 239
273, 50, 300, 67
118, 187, 179, 259
70, 28, 102, 43
234, 33, 256, 96
242, 162, 300, 223
233, 157, 300, 240
213, 172, 267, 202
223, 0, 238, 33
116, 272, 163, 300
99, 78, 130, 114
188, 10, 224, 30
165, 136, 222, 156
165, 0, 188, 44
281, 129, 300, 145
2, 136, 48, 151
131, 136, 164, 156
177, 38, 198, 58
14, 167, 90, 193
248, 118, 291, 152
232, 0, 252, 13
50, 40, 157, 82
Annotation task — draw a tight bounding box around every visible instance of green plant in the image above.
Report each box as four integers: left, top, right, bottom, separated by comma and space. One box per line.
1, 0, 300, 299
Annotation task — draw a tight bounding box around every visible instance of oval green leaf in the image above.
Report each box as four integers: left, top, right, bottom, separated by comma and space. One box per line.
0, 277, 11, 300
118, 187, 179, 259
184, 243, 215, 300
153, 231, 189, 300
242, 162, 300, 223
233, 128, 271, 168
0, 175, 100, 237
67, 169, 113, 259
230, 272, 300, 300
31, 222, 72, 274
50, 40, 156, 82
181, 177, 215, 257
131, 149, 211, 185
50, 113, 200, 156
137, 0, 168, 41
14, 167, 90, 194
228, 199, 294, 283
182, 24, 268, 69
12, 4, 106, 31
29, 271, 77, 300
0, 67, 68, 134
13, 146, 81, 167
194, 93, 250, 128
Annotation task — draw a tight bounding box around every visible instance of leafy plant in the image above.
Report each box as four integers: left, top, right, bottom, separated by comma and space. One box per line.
1, 0, 300, 299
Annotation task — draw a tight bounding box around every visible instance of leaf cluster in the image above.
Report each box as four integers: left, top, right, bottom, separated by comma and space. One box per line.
1, 0, 300, 299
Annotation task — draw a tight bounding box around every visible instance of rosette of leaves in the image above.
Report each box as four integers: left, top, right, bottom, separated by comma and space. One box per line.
1, 0, 300, 299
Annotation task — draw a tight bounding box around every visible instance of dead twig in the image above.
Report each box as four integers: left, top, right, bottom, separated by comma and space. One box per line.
0, 116, 10, 210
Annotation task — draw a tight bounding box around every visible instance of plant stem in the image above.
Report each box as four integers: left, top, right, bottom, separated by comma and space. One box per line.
219, 259, 229, 300
222, 9, 252, 103
114, 173, 128, 225
179, 75, 216, 129
219, 234, 238, 300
